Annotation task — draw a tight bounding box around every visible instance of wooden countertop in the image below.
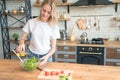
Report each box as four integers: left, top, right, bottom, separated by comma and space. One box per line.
25, 39, 120, 48
1, 59, 120, 80
104, 40, 120, 48
57, 40, 120, 48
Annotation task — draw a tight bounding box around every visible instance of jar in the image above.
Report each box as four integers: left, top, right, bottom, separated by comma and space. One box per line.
12, 9, 17, 14
3, 10, 9, 14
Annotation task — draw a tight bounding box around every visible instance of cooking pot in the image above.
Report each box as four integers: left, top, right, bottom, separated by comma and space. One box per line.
80, 32, 88, 43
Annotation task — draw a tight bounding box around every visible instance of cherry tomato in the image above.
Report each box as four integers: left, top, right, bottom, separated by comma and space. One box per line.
45, 71, 49, 76
55, 71, 59, 75
50, 71, 55, 75
60, 70, 64, 74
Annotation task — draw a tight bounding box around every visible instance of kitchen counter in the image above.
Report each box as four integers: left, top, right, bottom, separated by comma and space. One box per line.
25, 39, 120, 48
104, 40, 120, 48
57, 39, 120, 48
0, 59, 120, 80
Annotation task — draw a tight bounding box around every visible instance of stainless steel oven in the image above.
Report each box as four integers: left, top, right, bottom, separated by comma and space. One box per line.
77, 46, 105, 65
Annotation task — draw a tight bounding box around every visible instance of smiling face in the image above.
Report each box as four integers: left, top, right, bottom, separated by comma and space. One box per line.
40, 4, 52, 22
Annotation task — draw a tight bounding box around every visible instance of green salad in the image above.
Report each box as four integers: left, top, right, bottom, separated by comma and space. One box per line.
23, 57, 38, 71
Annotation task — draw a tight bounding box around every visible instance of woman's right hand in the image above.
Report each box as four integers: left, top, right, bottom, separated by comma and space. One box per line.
16, 43, 25, 53
15, 32, 28, 52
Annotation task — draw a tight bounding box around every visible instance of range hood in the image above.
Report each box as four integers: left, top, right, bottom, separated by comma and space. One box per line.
73, 0, 113, 6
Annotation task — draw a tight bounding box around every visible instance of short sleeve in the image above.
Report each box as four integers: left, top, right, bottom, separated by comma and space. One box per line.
22, 20, 31, 33
51, 25, 60, 39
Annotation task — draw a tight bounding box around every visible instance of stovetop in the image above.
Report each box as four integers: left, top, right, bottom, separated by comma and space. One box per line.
78, 38, 104, 45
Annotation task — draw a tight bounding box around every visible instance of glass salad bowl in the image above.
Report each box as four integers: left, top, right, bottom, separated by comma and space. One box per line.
19, 57, 39, 71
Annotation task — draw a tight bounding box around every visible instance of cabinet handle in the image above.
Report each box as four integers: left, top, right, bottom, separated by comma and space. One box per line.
64, 47, 69, 51
117, 49, 120, 54
116, 63, 120, 66
64, 54, 69, 58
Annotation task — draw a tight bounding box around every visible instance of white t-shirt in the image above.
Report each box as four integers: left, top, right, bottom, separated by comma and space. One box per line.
23, 18, 60, 55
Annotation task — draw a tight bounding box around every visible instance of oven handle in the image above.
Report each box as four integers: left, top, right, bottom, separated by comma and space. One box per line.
79, 52, 102, 54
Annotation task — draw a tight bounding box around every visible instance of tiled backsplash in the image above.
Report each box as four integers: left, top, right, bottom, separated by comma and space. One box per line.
66, 5, 120, 40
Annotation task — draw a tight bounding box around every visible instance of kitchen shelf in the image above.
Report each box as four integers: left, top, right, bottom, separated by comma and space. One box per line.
2, 12, 25, 15
5, 39, 18, 43
5, 39, 29, 44
3, 27, 22, 29
56, 2, 73, 6
33, 2, 73, 13
0, 0, 32, 59
114, 17, 120, 20
33, 2, 73, 7
112, 0, 120, 3
33, 16, 70, 21
58, 18, 70, 21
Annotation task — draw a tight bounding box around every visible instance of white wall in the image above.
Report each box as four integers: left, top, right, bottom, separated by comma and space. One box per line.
0, 0, 120, 58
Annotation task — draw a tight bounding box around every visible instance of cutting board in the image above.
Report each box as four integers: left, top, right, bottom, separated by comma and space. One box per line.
37, 68, 73, 80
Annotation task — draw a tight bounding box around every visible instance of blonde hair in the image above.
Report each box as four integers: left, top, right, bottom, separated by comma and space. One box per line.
38, 0, 58, 26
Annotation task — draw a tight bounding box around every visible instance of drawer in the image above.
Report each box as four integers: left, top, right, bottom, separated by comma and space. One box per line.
106, 62, 120, 66
106, 62, 116, 66
57, 46, 76, 52
57, 54, 76, 59
106, 48, 120, 59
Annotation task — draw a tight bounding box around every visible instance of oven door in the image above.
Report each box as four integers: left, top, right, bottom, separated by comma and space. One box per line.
77, 54, 104, 65
77, 46, 104, 65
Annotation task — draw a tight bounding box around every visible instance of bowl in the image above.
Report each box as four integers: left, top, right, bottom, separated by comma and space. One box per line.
19, 57, 39, 71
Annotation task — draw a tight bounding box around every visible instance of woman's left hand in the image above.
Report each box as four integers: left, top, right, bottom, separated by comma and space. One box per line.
38, 55, 49, 67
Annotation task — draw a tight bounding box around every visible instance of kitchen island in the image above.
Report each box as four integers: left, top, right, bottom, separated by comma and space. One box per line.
0, 59, 120, 80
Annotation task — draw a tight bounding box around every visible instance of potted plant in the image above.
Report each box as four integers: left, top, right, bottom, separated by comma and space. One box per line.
12, 33, 19, 41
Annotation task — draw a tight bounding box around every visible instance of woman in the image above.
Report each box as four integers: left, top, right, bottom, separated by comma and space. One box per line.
16, 0, 60, 66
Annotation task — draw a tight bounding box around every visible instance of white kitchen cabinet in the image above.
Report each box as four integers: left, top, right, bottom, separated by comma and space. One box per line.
55, 46, 77, 63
